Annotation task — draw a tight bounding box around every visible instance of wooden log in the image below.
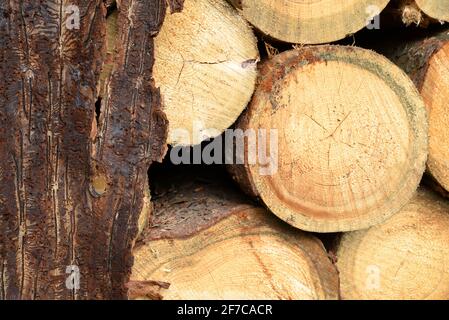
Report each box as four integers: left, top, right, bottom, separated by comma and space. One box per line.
378, 29, 449, 194
98, 10, 118, 99
389, 0, 449, 26
228, 45, 428, 233
415, 0, 449, 22
154, 0, 259, 146
130, 167, 339, 300
336, 188, 449, 300
228, 0, 390, 44
0, 0, 171, 299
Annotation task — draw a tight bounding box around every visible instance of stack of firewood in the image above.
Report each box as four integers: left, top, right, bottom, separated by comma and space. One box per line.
1, 0, 448, 300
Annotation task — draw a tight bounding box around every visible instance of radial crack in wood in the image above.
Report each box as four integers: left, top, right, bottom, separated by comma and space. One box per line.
228, 45, 428, 233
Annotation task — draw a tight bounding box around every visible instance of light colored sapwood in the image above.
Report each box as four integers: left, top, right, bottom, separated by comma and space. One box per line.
229, 46, 428, 233
229, 0, 390, 44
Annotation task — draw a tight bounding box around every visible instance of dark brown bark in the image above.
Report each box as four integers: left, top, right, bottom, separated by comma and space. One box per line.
0, 0, 106, 300
0, 0, 180, 300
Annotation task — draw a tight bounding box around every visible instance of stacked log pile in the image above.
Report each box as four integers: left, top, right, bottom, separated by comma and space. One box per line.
1, 0, 449, 300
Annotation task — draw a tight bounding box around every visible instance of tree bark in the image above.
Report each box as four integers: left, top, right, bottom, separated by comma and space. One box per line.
131, 166, 339, 300
0, 0, 105, 300
228, 45, 428, 233
336, 188, 449, 300
0, 0, 173, 300
377, 29, 449, 194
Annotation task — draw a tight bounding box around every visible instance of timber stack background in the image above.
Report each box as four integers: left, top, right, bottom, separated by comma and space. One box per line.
0, 0, 449, 300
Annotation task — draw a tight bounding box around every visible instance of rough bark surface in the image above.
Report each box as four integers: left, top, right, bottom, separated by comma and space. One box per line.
0, 0, 176, 299
0, 0, 105, 300
132, 166, 339, 300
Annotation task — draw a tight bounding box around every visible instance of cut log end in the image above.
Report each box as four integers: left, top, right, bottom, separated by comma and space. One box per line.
131, 168, 339, 300
233, 0, 390, 44
336, 188, 449, 300
421, 38, 449, 192
231, 46, 428, 233
154, 0, 259, 146
381, 30, 449, 193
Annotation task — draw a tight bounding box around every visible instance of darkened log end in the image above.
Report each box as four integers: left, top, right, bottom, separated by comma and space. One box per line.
139, 166, 253, 243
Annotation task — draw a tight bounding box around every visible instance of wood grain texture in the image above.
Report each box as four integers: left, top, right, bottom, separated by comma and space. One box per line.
379, 29, 449, 194
230, 0, 390, 44
0, 0, 171, 299
336, 188, 449, 300
229, 46, 428, 233
131, 167, 339, 300
154, 0, 259, 146
415, 0, 449, 21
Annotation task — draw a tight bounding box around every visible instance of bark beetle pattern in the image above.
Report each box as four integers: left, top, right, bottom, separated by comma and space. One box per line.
389, 31, 449, 90
0, 0, 182, 300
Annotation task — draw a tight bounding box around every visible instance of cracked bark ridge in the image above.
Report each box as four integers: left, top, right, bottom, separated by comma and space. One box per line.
90, 0, 179, 299
0, 1, 105, 299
